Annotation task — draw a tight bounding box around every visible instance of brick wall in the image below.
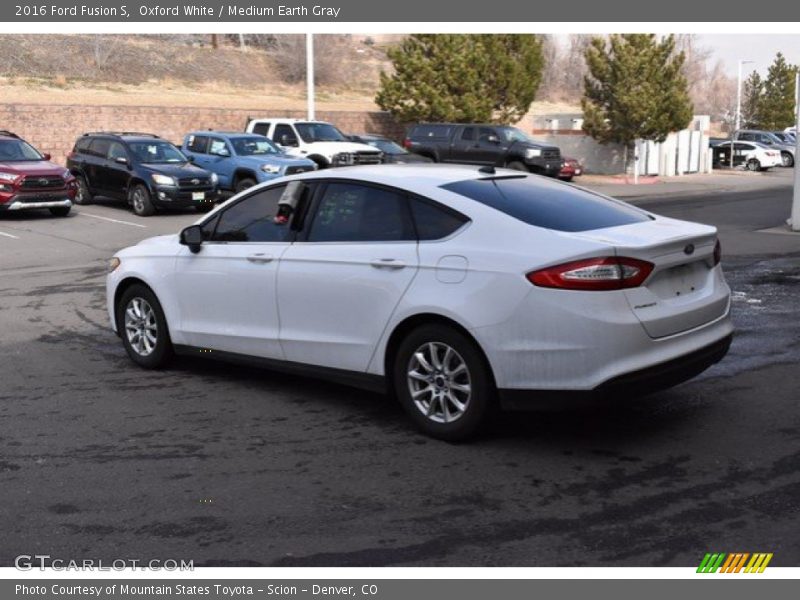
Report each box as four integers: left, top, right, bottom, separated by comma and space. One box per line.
0, 103, 406, 166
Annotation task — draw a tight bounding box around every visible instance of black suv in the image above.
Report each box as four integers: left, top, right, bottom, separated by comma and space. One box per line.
66, 132, 220, 216
403, 123, 562, 176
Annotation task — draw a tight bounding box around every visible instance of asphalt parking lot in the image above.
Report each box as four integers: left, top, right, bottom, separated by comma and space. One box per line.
1, 175, 799, 567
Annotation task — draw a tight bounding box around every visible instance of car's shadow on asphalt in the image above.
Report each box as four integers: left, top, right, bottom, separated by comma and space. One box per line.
167, 353, 713, 448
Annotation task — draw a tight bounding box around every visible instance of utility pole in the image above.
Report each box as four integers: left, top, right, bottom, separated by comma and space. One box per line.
790, 71, 800, 231
306, 33, 315, 121
732, 59, 754, 169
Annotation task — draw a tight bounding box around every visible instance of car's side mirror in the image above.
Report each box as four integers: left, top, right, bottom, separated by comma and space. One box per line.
42, 152, 52, 161
186, 155, 195, 163
180, 225, 204, 253
114, 156, 129, 166
487, 135, 500, 144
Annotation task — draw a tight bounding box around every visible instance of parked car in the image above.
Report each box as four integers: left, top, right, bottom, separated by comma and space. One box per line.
403, 123, 562, 176
772, 131, 796, 144
182, 131, 316, 194
711, 140, 782, 171
558, 157, 583, 181
107, 164, 732, 440
245, 119, 382, 169
733, 130, 794, 167
0, 130, 77, 217
67, 132, 220, 216
347, 134, 432, 164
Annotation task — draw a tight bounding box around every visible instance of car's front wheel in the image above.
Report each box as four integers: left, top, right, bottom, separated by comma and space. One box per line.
393, 324, 494, 441
117, 284, 173, 369
506, 161, 529, 172
130, 184, 155, 216
74, 175, 92, 205
235, 178, 256, 194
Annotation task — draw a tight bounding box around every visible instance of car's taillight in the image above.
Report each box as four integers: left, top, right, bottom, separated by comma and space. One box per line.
527, 257, 654, 291
713, 239, 721, 266
402, 138, 412, 149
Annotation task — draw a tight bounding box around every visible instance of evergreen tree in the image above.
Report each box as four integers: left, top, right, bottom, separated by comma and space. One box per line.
581, 34, 694, 153
757, 53, 797, 130
376, 34, 544, 123
741, 70, 763, 128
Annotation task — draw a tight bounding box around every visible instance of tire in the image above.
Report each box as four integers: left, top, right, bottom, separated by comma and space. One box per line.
747, 158, 761, 172
558, 176, 574, 182
49, 206, 71, 217
129, 184, 155, 217
782, 152, 794, 167
74, 175, 92, 205
506, 161, 529, 172
116, 284, 173, 369
195, 202, 215, 213
393, 324, 494, 441
235, 178, 257, 194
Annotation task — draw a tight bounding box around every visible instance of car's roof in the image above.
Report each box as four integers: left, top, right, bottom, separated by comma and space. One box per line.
356, 134, 391, 141
188, 131, 261, 139
248, 118, 328, 124
286, 163, 528, 189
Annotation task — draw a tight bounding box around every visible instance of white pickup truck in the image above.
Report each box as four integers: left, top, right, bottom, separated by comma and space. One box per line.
245, 118, 382, 169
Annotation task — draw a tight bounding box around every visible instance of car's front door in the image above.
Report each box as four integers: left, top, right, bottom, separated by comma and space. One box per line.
173, 184, 294, 358
206, 137, 235, 189
277, 181, 419, 372
472, 127, 507, 164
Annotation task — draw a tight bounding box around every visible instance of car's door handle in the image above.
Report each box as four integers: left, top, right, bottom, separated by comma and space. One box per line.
370, 258, 406, 270
246, 253, 274, 264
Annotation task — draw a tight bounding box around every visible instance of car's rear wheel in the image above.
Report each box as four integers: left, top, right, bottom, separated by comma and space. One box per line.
117, 284, 172, 369
130, 184, 155, 216
782, 152, 794, 167
49, 206, 71, 217
506, 161, 529, 172
74, 175, 92, 205
393, 324, 494, 441
235, 178, 256, 194
747, 158, 761, 172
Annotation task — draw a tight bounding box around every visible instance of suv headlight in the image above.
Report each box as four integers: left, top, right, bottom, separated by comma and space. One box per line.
525, 148, 542, 159
0, 172, 18, 182
210, 172, 219, 185
108, 257, 121, 273
62, 169, 71, 180
151, 173, 177, 186
261, 164, 281, 174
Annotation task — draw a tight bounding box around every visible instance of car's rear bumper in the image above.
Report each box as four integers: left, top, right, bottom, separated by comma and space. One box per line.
0, 198, 72, 211
498, 332, 732, 410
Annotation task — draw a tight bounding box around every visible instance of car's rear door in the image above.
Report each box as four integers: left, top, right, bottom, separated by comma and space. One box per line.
277, 180, 419, 371
86, 138, 112, 196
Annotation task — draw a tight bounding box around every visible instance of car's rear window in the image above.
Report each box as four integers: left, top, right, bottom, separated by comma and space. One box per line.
441, 176, 650, 232
410, 125, 452, 139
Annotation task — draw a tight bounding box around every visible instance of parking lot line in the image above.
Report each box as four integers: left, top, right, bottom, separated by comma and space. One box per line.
78, 212, 148, 229
0, 230, 20, 239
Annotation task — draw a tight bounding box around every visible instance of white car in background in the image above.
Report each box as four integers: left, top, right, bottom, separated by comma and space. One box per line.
107, 165, 733, 440
734, 141, 782, 171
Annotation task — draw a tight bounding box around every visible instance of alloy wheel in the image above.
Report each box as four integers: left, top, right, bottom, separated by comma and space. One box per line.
124, 297, 158, 357
132, 188, 146, 213
407, 342, 472, 423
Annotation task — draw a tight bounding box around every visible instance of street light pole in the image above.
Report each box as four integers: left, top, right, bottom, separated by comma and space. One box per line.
731, 59, 754, 169
790, 71, 800, 231
306, 33, 315, 121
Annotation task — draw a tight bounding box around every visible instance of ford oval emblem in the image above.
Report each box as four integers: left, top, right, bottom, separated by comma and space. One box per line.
684, 244, 695, 255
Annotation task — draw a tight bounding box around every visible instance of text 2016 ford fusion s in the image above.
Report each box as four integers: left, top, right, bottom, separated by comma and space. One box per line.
107, 165, 733, 440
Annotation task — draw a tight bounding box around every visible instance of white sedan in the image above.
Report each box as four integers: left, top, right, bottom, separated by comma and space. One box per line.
107, 165, 733, 440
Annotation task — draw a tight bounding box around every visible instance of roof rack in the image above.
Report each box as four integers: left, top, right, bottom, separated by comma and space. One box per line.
0, 130, 20, 139
82, 131, 161, 139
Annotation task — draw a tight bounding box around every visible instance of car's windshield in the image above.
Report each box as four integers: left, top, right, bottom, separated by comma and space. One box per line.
0, 139, 44, 161
127, 141, 188, 164
295, 123, 348, 143
365, 139, 406, 154
231, 136, 281, 156
499, 127, 537, 144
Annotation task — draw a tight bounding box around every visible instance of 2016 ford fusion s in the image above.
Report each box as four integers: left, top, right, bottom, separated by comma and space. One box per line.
107, 165, 733, 440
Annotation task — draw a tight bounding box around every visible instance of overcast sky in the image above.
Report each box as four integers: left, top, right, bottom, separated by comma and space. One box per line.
697, 35, 800, 77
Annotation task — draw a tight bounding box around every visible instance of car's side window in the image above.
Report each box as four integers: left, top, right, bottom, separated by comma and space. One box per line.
251, 123, 270, 137
210, 185, 291, 243
409, 197, 470, 241
274, 124, 297, 146
107, 142, 127, 161
186, 135, 209, 154
88, 138, 111, 158
478, 128, 496, 143
208, 138, 230, 156
307, 183, 414, 243
461, 127, 475, 141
